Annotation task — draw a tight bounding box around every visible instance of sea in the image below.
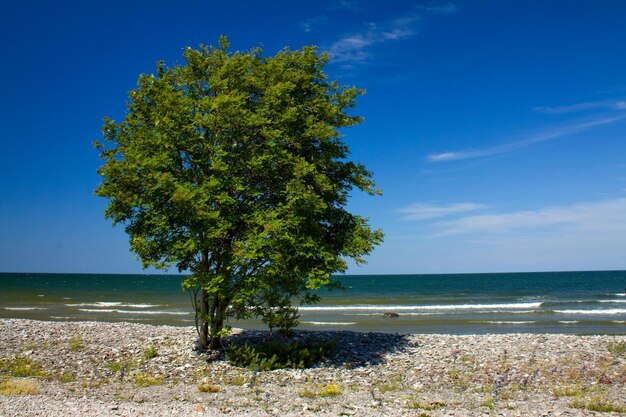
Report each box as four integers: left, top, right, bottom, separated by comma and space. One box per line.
1, 271, 625, 335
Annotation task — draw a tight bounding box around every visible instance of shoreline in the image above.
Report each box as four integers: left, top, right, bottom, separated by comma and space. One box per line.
1, 319, 625, 416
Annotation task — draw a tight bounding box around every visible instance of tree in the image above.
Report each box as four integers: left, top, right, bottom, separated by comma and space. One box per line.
95, 36, 383, 350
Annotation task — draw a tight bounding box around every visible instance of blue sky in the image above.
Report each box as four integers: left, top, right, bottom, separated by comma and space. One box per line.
1, 0, 626, 274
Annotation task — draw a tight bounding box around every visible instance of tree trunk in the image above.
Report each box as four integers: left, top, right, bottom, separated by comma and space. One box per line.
198, 288, 210, 350
208, 299, 227, 350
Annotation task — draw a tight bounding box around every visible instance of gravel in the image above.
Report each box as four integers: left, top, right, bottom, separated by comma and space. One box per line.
1, 319, 624, 416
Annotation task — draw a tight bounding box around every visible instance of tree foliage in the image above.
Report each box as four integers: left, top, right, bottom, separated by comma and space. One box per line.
95, 36, 383, 349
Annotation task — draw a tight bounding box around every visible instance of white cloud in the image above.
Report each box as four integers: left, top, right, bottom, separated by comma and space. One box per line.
362, 196, 626, 273
329, 33, 376, 63
329, 19, 417, 63
428, 115, 626, 162
433, 197, 626, 237
400, 202, 485, 220
328, 4, 452, 64
534, 99, 626, 114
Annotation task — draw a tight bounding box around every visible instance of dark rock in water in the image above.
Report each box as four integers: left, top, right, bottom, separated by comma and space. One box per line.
383, 312, 399, 318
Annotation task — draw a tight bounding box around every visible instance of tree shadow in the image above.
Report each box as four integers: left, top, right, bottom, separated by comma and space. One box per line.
224, 328, 416, 369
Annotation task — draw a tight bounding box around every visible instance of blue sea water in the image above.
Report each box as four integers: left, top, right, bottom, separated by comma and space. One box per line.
0, 271, 624, 334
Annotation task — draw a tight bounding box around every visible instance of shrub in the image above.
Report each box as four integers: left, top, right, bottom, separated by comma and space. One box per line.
226, 337, 335, 371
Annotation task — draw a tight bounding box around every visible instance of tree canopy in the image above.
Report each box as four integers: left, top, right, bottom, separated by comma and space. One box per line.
95, 36, 383, 349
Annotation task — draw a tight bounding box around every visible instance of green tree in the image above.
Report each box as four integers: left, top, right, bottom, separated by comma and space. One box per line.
95, 36, 383, 350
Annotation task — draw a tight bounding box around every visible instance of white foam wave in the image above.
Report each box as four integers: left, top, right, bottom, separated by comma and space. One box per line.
302, 321, 356, 326
558, 321, 579, 324
598, 300, 626, 303
77, 308, 188, 315
299, 302, 542, 312
480, 321, 536, 324
4, 307, 46, 311
365, 310, 542, 316
612, 320, 625, 324
67, 302, 160, 308
613, 293, 626, 297
555, 309, 626, 315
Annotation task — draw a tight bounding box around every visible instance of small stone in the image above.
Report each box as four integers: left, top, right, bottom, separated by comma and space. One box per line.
196, 405, 205, 411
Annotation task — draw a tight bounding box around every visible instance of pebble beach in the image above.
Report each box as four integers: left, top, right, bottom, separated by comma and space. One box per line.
1, 319, 625, 416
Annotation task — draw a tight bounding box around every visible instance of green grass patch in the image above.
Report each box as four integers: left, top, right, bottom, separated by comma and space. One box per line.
320, 383, 342, 397
143, 346, 158, 359
224, 375, 247, 386
570, 394, 626, 413
106, 359, 136, 374
68, 336, 85, 352
298, 386, 318, 399
552, 384, 593, 398
198, 383, 221, 393
379, 382, 402, 393
57, 372, 76, 383
406, 396, 447, 411
226, 337, 335, 371
0, 356, 48, 378
0, 378, 40, 395
297, 382, 342, 398
608, 341, 626, 356
131, 372, 164, 387
480, 397, 494, 411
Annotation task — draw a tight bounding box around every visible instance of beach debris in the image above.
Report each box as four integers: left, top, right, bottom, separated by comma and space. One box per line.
383, 312, 400, 318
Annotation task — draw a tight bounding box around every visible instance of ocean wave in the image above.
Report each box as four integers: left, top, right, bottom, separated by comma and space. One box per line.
299, 302, 542, 312
77, 308, 188, 315
555, 309, 626, 315
302, 321, 356, 326
4, 307, 46, 311
612, 320, 625, 324
598, 300, 626, 303
613, 293, 626, 297
476, 321, 536, 324
558, 321, 579, 324
67, 302, 160, 308
351, 309, 542, 316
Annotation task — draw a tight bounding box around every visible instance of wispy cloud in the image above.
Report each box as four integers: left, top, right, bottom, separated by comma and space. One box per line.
328, 2, 455, 64
415, 2, 457, 14
299, 16, 328, 33
327, 0, 361, 12
428, 115, 626, 162
329, 17, 418, 63
400, 202, 485, 220
534, 99, 626, 114
433, 197, 626, 237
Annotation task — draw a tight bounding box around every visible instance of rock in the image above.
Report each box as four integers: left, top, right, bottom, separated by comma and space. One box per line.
383, 312, 399, 318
